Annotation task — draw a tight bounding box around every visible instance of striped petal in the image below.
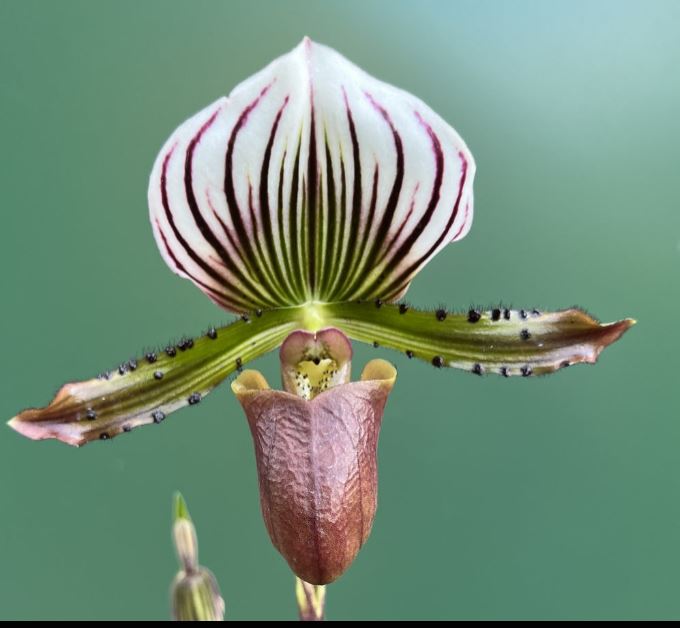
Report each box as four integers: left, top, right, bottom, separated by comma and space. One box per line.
149, 37, 475, 313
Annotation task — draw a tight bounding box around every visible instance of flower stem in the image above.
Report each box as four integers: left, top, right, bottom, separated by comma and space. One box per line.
296, 577, 326, 621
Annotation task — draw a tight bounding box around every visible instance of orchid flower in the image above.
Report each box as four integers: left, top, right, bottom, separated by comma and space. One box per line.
8, 39, 633, 585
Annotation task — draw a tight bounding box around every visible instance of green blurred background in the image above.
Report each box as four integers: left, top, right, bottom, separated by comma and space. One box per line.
1, 0, 678, 620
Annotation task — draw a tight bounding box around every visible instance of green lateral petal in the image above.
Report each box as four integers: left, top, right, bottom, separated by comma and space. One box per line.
318, 301, 634, 377
8, 307, 306, 446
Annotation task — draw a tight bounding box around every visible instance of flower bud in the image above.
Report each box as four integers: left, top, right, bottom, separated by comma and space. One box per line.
171, 568, 224, 622
170, 493, 225, 621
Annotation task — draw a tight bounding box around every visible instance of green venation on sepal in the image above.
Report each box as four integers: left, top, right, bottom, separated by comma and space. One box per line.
7, 301, 633, 447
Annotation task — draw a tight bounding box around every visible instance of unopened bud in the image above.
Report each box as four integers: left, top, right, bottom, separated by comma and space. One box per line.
172, 568, 225, 622
171, 493, 224, 621
173, 518, 199, 574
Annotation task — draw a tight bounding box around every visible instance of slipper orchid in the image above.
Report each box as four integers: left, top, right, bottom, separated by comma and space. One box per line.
8, 40, 633, 584
8, 38, 632, 446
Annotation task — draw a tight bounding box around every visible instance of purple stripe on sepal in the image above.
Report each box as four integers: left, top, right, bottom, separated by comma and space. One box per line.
159, 144, 244, 308
223, 83, 278, 301
156, 220, 239, 311
307, 103, 319, 296
356, 92, 405, 286
259, 95, 295, 303
359, 110, 445, 300
183, 109, 274, 307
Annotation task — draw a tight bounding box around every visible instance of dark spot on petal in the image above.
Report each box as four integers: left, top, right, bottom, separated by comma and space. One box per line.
165, 346, 176, 357
520, 329, 531, 341
235, 357, 243, 372
152, 410, 166, 423
312, 357, 321, 365
532, 309, 540, 316
99, 433, 109, 440
154, 371, 163, 380
188, 393, 201, 405
375, 298, 383, 308
503, 308, 511, 320
241, 313, 250, 323
436, 308, 447, 321
255, 308, 263, 317
127, 359, 137, 371
373, 341, 379, 348
145, 352, 157, 364
521, 365, 533, 377
97, 372, 110, 381
491, 308, 501, 321
468, 309, 481, 323
520, 309, 528, 319
406, 350, 414, 359
123, 425, 131, 433
560, 360, 570, 369
472, 363, 483, 376
86, 408, 97, 421
432, 356, 444, 368
118, 364, 127, 375
207, 327, 217, 340
499, 366, 509, 378
399, 303, 409, 314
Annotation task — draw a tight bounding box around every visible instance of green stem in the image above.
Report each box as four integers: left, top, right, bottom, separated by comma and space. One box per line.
296, 577, 326, 621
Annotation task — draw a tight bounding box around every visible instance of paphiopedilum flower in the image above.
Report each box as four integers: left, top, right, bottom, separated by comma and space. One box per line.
9, 38, 633, 446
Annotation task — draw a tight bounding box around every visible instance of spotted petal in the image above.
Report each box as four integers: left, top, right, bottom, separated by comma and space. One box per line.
149, 37, 475, 312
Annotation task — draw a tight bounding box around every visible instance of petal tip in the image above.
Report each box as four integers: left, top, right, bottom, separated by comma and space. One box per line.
604, 317, 636, 343
7, 414, 82, 447
7, 414, 39, 440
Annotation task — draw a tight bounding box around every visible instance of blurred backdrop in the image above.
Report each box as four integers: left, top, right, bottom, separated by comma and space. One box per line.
1, 0, 678, 620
